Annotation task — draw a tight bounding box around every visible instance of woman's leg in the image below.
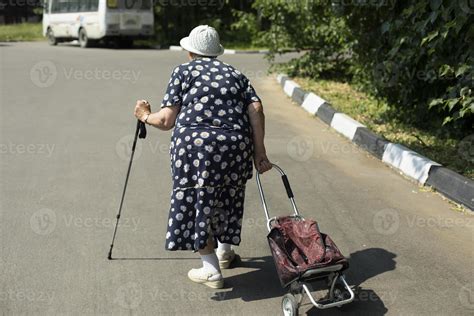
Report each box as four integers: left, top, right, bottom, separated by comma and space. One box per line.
197, 236, 220, 274
198, 236, 216, 255
188, 235, 223, 288
216, 240, 236, 269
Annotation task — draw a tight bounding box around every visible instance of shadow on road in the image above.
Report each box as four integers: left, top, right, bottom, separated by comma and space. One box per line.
307, 248, 396, 315
211, 256, 287, 302
211, 248, 396, 315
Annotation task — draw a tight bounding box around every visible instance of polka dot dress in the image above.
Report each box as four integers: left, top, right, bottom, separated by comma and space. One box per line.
161, 57, 261, 251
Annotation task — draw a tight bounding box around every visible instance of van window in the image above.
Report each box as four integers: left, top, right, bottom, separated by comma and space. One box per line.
50, 0, 100, 13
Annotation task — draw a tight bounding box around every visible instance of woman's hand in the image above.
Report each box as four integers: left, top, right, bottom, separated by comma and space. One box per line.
134, 100, 151, 122
254, 150, 272, 174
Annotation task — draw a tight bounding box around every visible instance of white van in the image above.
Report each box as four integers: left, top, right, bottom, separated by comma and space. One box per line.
43, 0, 154, 48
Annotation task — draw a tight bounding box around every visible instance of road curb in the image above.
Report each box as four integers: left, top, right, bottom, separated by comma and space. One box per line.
276, 74, 474, 211
168, 45, 269, 54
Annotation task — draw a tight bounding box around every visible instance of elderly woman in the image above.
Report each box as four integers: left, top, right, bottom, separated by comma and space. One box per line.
134, 25, 271, 289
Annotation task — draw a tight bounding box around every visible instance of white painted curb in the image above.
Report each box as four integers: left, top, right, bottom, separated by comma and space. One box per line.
331, 113, 366, 140
283, 80, 300, 97
168, 46, 268, 55
301, 92, 326, 115
276, 74, 286, 84
382, 143, 441, 184
276, 74, 472, 209
169, 45, 183, 51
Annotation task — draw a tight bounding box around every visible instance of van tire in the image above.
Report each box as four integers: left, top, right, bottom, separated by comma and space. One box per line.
47, 28, 57, 46
78, 28, 92, 48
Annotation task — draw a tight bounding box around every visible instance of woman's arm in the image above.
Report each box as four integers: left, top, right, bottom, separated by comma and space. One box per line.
134, 100, 180, 131
248, 101, 272, 173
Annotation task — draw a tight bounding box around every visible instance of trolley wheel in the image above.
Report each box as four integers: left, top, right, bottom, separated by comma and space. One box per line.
47, 28, 57, 46
282, 293, 299, 316
331, 283, 351, 309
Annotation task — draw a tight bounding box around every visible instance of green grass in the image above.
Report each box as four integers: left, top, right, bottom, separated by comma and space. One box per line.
0, 23, 44, 42
293, 77, 474, 180
0, 24, 267, 51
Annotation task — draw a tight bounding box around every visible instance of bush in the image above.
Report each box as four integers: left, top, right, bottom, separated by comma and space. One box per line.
153, 0, 255, 47
246, 0, 353, 79
246, 0, 473, 131
341, 0, 473, 130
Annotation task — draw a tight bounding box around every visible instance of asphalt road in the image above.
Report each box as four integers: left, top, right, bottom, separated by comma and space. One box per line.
0, 42, 473, 315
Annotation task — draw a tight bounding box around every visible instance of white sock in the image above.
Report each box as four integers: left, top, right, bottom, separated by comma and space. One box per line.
201, 253, 220, 274
217, 241, 232, 253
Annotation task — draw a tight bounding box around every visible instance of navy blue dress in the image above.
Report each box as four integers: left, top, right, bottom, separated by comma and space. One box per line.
161, 57, 261, 251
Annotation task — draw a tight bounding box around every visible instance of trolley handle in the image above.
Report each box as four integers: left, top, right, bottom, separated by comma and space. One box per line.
256, 163, 300, 231
281, 174, 294, 198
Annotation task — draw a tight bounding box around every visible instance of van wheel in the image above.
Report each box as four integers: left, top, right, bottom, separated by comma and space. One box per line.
47, 28, 57, 46
79, 28, 92, 48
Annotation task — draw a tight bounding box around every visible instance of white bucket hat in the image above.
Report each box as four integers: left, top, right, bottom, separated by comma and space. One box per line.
179, 25, 224, 57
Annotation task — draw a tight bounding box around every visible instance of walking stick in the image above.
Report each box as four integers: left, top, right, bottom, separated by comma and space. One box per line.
108, 120, 147, 260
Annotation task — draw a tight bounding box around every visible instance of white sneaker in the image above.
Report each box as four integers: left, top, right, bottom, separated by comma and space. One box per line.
217, 250, 236, 269
187, 268, 224, 289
